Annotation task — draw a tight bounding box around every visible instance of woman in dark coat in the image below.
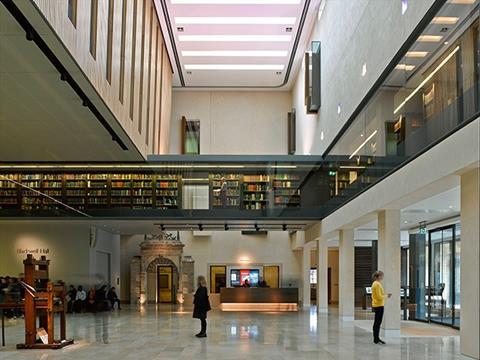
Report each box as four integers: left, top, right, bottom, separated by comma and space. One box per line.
193, 275, 211, 338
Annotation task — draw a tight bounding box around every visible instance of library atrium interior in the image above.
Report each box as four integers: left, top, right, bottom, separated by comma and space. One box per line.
0, 0, 479, 359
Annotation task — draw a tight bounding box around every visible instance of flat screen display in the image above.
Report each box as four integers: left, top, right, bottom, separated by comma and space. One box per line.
230, 269, 259, 287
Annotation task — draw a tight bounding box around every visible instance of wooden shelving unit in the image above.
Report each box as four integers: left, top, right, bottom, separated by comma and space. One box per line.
41, 174, 63, 210
210, 174, 241, 208
65, 174, 87, 209
20, 174, 42, 211
86, 174, 108, 208
242, 175, 271, 210
132, 174, 154, 209
156, 175, 180, 209
272, 174, 301, 207
0, 174, 19, 208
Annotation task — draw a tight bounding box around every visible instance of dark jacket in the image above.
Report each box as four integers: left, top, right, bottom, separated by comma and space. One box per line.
193, 286, 211, 319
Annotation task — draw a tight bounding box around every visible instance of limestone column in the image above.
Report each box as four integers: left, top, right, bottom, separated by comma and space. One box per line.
316, 238, 329, 313
302, 244, 311, 307
378, 209, 401, 336
460, 168, 479, 359
339, 229, 354, 320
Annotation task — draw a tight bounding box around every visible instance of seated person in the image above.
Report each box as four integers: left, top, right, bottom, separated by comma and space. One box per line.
75, 285, 87, 313
258, 279, 268, 288
107, 287, 121, 310
66, 285, 77, 313
243, 279, 251, 288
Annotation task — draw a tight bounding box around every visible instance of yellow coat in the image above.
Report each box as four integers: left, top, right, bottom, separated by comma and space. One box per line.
371, 280, 385, 307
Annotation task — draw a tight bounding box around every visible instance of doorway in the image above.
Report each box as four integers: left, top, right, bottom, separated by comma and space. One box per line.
427, 225, 460, 327
157, 266, 173, 303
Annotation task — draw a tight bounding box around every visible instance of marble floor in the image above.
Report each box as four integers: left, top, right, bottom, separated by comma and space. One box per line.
0, 305, 461, 360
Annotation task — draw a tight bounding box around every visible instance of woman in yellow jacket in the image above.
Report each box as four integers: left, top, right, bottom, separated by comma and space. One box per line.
371, 271, 391, 344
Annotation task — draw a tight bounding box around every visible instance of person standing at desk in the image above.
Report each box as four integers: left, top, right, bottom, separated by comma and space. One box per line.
371, 271, 392, 345
193, 276, 211, 338
243, 279, 251, 288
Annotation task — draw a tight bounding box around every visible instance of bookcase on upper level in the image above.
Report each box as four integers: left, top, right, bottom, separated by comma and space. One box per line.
156, 175, 180, 209
0, 174, 19, 208
272, 174, 301, 207
242, 175, 271, 210
210, 174, 241, 208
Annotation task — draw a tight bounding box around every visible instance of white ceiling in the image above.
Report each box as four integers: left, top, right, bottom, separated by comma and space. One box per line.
356, 186, 460, 233
155, 0, 322, 88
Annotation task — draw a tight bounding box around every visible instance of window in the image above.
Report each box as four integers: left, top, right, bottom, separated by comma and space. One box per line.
130, 0, 138, 120
182, 117, 200, 154
310, 268, 317, 285
106, 0, 114, 84
67, 0, 77, 27
138, 0, 147, 133
151, 28, 160, 150
145, 7, 154, 144
119, 0, 127, 103
89, 0, 98, 58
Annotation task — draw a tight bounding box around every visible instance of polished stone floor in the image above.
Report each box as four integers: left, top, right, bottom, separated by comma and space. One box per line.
0, 305, 461, 360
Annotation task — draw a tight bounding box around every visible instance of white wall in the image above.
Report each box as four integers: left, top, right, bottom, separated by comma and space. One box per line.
121, 231, 302, 301
169, 91, 291, 154
89, 228, 121, 293
0, 222, 120, 290
292, 0, 435, 155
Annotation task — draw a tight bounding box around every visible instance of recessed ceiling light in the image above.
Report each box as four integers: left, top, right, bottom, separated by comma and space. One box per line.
401, 0, 408, 15
418, 35, 443, 42
406, 51, 428, 58
181, 50, 288, 57
184, 64, 285, 70
174, 17, 296, 25
361, 63, 367, 77
337, 103, 341, 114
171, 0, 301, 3
320, 131, 324, 140
178, 35, 292, 42
396, 64, 415, 71
431, 16, 459, 25
448, 0, 476, 4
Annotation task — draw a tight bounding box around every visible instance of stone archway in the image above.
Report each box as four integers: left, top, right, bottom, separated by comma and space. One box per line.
130, 232, 193, 305
146, 256, 179, 303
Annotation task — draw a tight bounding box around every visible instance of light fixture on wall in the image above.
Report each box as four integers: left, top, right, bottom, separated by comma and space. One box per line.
394, 45, 460, 114
349, 130, 378, 159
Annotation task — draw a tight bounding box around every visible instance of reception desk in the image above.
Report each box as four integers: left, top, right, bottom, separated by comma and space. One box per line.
220, 288, 298, 312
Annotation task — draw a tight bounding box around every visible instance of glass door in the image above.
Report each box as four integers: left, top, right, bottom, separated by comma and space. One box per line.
428, 225, 458, 327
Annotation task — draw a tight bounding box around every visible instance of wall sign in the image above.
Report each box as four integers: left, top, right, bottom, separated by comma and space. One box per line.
17, 248, 50, 256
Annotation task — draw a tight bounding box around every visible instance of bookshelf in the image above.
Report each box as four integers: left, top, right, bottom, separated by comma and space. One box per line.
132, 174, 154, 209
156, 175, 180, 209
0, 174, 18, 208
20, 174, 42, 210
87, 174, 108, 207
110, 174, 132, 208
242, 175, 271, 210
65, 174, 87, 209
272, 174, 301, 207
42, 174, 64, 209
210, 174, 241, 208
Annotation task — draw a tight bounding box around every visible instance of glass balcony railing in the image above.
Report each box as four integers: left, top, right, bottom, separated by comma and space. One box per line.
0, 2, 477, 223
322, 0, 479, 215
